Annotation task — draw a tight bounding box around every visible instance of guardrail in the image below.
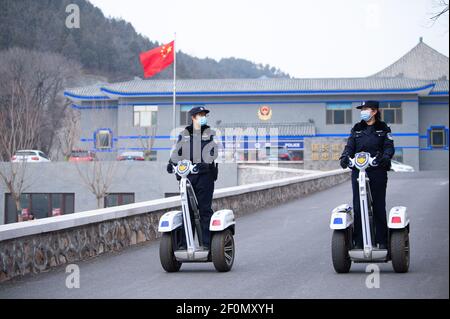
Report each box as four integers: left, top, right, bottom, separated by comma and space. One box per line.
0, 168, 350, 282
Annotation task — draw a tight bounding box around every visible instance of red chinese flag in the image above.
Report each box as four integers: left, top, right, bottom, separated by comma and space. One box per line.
139, 41, 174, 78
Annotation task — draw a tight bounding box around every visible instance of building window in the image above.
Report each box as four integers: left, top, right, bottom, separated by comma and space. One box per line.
134, 105, 158, 127
326, 103, 352, 124
4, 193, 75, 224
180, 105, 195, 126
429, 127, 448, 149
393, 148, 403, 162
379, 102, 402, 124
104, 193, 135, 208
95, 129, 112, 149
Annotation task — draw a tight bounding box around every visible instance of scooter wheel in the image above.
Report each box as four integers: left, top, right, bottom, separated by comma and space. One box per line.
211, 229, 235, 272
390, 229, 410, 273
159, 233, 182, 272
331, 230, 351, 273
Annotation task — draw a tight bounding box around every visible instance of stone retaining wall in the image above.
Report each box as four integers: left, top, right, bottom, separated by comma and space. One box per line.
0, 169, 350, 282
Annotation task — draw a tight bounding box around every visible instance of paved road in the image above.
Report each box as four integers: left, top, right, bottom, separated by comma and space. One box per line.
0, 171, 448, 299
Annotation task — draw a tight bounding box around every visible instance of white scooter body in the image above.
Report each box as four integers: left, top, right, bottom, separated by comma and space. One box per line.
388, 206, 410, 229
159, 210, 236, 234
158, 160, 235, 263
330, 152, 410, 263
330, 204, 353, 230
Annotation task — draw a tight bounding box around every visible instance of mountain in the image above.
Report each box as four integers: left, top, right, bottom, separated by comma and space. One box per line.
0, 0, 290, 81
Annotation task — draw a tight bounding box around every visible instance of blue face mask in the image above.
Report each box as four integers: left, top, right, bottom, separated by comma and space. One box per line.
360, 110, 373, 122
198, 116, 208, 126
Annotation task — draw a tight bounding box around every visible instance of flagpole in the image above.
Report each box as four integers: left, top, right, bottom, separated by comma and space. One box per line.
172, 32, 177, 137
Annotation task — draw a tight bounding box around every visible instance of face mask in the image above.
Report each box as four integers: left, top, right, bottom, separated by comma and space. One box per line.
198, 116, 207, 126
360, 110, 373, 122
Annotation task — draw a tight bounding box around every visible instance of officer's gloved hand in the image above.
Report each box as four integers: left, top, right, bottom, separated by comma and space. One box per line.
195, 163, 210, 173
166, 163, 174, 174
340, 156, 350, 169
378, 156, 391, 169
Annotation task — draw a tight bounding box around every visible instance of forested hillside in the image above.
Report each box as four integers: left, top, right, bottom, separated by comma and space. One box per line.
0, 0, 289, 81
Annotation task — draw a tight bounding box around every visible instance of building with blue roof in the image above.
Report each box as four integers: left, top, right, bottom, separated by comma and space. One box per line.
65, 39, 449, 170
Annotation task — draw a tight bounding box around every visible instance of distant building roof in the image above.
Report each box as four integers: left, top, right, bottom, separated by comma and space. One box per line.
371, 38, 449, 80
430, 80, 449, 94
65, 77, 441, 100
64, 83, 111, 100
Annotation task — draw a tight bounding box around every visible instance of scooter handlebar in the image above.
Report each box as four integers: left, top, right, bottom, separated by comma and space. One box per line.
171, 162, 199, 175
191, 164, 199, 174
347, 155, 379, 168
369, 157, 379, 167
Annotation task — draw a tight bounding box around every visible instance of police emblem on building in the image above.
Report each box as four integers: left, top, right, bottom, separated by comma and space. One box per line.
258, 105, 272, 121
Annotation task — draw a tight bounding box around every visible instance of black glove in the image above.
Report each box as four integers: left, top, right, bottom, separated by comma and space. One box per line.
378, 156, 391, 169
340, 156, 350, 169
195, 163, 210, 172
166, 163, 174, 174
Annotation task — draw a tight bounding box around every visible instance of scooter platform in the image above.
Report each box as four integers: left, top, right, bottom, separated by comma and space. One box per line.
349, 249, 388, 262
174, 249, 209, 262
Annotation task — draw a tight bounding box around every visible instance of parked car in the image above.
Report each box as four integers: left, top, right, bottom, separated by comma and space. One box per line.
391, 160, 415, 172
68, 150, 96, 162
117, 151, 145, 161
270, 148, 302, 161
11, 150, 51, 163
277, 149, 291, 161
290, 150, 303, 161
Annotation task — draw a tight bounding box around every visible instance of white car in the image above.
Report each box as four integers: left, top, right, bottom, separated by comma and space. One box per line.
391, 160, 414, 172
11, 150, 51, 163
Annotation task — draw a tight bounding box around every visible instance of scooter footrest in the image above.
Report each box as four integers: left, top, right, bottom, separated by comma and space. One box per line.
174, 250, 209, 262
349, 249, 388, 261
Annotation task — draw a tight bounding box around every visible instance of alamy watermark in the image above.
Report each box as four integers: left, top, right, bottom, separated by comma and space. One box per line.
65, 264, 80, 289
66, 4, 80, 29
365, 264, 380, 289
168, 126, 281, 165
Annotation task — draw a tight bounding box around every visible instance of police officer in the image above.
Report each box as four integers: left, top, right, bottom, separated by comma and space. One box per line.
167, 106, 218, 249
340, 100, 395, 250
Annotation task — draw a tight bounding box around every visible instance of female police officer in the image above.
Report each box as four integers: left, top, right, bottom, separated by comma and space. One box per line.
167, 106, 218, 249
340, 100, 395, 250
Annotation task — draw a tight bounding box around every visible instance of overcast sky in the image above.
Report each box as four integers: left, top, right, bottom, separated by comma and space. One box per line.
88, 0, 449, 78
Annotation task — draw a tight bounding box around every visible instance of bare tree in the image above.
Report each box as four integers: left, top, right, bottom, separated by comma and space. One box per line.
0, 82, 33, 216
429, 0, 449, 26
71, 102, 121, 209
54, 107, 82, 161
0, 47, 82, 157
0, 48, 81, 218
75, 158, 118, 209
137, 126, 157, 160
0, 161, 29, 219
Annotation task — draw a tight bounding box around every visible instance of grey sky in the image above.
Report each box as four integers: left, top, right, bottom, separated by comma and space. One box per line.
88, 0, 449, 78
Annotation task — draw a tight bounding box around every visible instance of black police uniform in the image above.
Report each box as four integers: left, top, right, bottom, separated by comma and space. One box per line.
167, 109, 218, 249
340, 117, 395, 248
